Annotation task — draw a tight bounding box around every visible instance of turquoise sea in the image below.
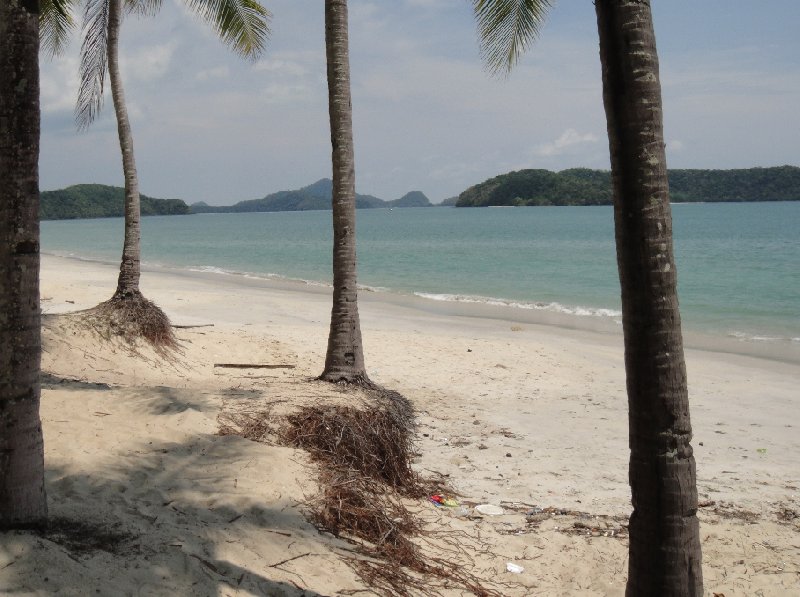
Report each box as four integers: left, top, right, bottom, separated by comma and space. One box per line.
41, 202, 799, 359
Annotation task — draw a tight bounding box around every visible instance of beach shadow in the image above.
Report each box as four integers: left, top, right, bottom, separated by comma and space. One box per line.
2, 433, 347, 596
40, 372, 114, 391
41, 376, 245, 418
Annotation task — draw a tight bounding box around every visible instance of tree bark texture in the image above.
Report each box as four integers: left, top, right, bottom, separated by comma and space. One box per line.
107, 0, 142, 298
0, 0, 48, 529
321, 0, 368, 383
595, 2, 703, 595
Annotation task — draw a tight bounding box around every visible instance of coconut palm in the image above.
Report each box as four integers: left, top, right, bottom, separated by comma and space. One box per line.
70, 0, 270, 348
320, 0, 369, 384
0, 0, 47, 529
473, 0, 703, 593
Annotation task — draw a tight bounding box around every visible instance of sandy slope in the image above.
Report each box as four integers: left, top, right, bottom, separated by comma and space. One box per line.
1, 254, 798, 596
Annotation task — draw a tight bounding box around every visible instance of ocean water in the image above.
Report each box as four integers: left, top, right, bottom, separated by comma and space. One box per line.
41, 202, 799, 356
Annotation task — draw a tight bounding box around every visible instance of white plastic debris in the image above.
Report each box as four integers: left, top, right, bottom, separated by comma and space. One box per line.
506, 562, 524, 574
475, 504, 504, 516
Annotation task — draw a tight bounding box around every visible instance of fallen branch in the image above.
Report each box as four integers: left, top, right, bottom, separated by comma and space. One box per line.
268, 552, 317, 568
172, 324, 215, 329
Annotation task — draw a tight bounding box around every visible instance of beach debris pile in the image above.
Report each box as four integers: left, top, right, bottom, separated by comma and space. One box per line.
221, 385, 503, 595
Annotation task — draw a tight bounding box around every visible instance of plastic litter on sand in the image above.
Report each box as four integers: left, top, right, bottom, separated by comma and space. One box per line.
475, 504, 504, 516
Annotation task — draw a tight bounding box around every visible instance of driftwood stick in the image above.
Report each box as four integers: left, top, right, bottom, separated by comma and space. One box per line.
172, 324, 215, 329
213, 363, 296, 369
268, 552, 317, 568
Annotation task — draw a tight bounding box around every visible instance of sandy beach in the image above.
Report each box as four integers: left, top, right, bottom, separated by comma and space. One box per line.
1, 254, 798, 596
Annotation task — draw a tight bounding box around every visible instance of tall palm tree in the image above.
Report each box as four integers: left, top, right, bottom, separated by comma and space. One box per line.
473, 0, 703, 593
0, 0, 48, 529
71, 0, 270, 348
320, 0, 369, 384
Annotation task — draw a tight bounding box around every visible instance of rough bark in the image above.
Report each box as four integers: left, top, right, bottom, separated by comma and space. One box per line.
0, 0, 48, 529
595, 1, 703, 594
107, 0, 141, 298
320, 0, 369, 384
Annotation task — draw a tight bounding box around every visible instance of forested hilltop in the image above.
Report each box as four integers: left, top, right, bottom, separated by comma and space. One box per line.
190, 178, 432, 213
41, 184, 190, 220
456, 165, 800, 207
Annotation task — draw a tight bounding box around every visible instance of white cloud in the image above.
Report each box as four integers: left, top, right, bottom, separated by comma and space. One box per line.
535, 129, 598, 157
254, 52, 317, 77
122, 42, 177, 82
195, 66, 230, 81
40, 54, 80, 115
260, 83, 315, 105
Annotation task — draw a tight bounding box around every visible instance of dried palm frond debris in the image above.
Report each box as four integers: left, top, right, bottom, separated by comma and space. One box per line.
218, 407, 277, 444
282, 388, 421, 494
280, 387, 501, 596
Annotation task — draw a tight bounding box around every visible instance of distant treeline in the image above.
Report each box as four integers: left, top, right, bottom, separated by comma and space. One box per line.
190, 178, 432, 213
41, 184, 190, 220
456, 166, 800, 207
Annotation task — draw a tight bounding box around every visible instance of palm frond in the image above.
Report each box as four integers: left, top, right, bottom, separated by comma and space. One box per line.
124, 0, 163, 18
183, 0, 271, 60
473, 0, 553, 75
40, 0, 80, 57
75, 0, 111, 130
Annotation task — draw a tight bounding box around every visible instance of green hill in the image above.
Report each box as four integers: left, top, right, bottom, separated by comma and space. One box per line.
41, 184, 190, 220
389, 191, 430, 208
190, 179, 432, 213
456, 166, 800, 207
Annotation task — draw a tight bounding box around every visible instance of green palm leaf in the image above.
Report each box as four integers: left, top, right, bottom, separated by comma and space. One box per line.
75, 0, 110, 130
473, 0, 553, 75
183, 0, 271, 60
41, 0, 80, 57
124, 0, 163, 17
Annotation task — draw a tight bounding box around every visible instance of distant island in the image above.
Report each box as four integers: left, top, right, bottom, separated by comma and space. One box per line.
40, 179, 434, 220
41, 184, 191, 220
190, 179, 432, 213
456, 165, 800, 207
41, 166, 800, 220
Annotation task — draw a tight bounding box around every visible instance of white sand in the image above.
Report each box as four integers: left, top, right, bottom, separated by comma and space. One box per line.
1, 254, 797, 596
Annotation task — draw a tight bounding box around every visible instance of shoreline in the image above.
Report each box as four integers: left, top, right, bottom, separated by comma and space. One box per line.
43, 252, 800, 366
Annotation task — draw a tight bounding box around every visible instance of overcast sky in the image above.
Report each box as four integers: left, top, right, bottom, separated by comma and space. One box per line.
39, 0, 800, 205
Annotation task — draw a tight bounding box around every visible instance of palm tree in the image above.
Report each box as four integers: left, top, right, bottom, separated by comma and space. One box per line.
69, 0, 270, 349
320, 0, 369, 384
473, 1, 703, 593
0, 0, 48, 529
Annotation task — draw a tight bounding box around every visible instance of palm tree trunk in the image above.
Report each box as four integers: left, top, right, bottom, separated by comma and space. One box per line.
320, 0, 369, 384
0, 0, 48, 529
107, 0, 141, 298
594, 1, 703, 594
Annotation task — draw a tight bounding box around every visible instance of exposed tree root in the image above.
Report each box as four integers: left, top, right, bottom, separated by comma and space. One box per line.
218, 386, 499, 595
282, 388, 419, 494
81, 291, 178, 355
318, 371, 374, 387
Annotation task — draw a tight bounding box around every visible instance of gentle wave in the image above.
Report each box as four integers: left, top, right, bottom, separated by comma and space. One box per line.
727, 331, 800, 344
185, 264, 333, 289
413, 292, 623, 319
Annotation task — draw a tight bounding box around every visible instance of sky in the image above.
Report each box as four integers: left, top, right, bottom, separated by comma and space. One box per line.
39, 0, 800, 205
